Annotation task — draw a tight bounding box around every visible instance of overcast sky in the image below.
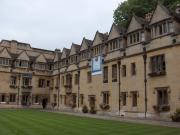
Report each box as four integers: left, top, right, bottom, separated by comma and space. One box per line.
0, 0, 124, 50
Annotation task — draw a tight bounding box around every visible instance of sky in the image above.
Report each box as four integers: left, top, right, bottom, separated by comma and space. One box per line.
0, 0, 124, 51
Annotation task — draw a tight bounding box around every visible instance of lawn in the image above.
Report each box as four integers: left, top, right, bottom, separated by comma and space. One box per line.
0, 109, 179, 135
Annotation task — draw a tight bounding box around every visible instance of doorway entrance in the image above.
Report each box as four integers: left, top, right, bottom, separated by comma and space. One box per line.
21, 93, 31, 106
89, 95, 96, 108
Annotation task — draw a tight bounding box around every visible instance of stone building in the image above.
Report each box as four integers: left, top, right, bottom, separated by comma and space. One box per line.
0, 4, 180, 119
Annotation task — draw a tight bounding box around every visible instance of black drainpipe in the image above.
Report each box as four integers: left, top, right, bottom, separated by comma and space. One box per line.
118, 60, 121, 115
57, 65, 60, 110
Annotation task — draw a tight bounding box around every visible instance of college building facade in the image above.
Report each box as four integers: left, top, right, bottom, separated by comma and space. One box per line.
0, 4, 180, 119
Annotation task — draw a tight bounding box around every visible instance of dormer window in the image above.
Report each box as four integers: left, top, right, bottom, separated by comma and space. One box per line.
93, 45, 102, 56
0, 58, 10, 66
80, 50, 89, 60
151, 21, 173, 38
35, 63, 46, 70
108, 39, 122, 52
128, 31, 144, 45
15, 60, 28, 68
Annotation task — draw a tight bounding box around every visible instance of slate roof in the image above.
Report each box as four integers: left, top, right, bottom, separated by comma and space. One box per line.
72, 43, 81, 53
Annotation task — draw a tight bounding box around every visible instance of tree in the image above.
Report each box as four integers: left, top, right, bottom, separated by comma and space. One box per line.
113, 0, 179, 27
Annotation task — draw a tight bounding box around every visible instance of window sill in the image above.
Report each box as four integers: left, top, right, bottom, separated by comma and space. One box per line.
21, 86, 33, 89
148, 72, 166, 77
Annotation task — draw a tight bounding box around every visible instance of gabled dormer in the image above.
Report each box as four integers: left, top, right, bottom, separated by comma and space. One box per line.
92, 31, 108, 46
34, 54, 47, 70
61, 48, 70, 59
79, 38, 92, 61
127, 15, 147, 46
150, 4, 178, 39
15, 51, 29, 68
108, 23, 123, 40
36, 54, 47, 63
69, 43, 80, 64
0, 48, 11, 59
92, 31, 108, 56
17, 51, 29, 61
107, 23, 126, 52
61, 48, 70, 67
80, 37, 92, 51
0, 48, 12, 66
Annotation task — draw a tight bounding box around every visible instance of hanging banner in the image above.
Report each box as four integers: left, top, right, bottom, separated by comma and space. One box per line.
91, 56, 102, 75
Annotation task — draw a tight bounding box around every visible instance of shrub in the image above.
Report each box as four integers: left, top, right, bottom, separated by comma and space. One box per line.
171, 109, 180, 122
82, 105, 88, 113
89, 107, 96, 114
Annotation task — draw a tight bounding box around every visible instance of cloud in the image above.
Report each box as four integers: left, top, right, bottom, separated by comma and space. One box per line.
0, 0, 124, 50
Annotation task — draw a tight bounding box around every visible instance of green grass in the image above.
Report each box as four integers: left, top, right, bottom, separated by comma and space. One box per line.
0, 109, 179, 135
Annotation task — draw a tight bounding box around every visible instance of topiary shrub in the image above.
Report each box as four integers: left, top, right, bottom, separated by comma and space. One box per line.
82, 105, 88, 113
171, 109, 180, 122
89, 107, 96, 114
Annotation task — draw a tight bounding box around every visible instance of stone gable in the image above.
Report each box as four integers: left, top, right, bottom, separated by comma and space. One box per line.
69, 45, 76, 56
127, 16, 142, 33
0, 48, 11, 58
80, 38, 88, 51
17, 51, 29, 61
150, 4, 171, 25
36, 54, 47, 63
92, 31, 103, 46
108, 24, 120, 40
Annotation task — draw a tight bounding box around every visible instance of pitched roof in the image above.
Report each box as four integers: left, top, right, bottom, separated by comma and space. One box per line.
36, 54, 47, 63
134, 15, 147, 25
0, 48, 12, 58
61, 48, 70, 59
108, 23, 126, 40
92, 31, 108, 46
80, 38, 93, 51
72, 43, 80, 53
98, 31, 108, 42
127, 15, 147, 33
149, 4, 172, 25
69, 43, 80, 56
84, 38, 93, 47
17, 51, 29, 61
